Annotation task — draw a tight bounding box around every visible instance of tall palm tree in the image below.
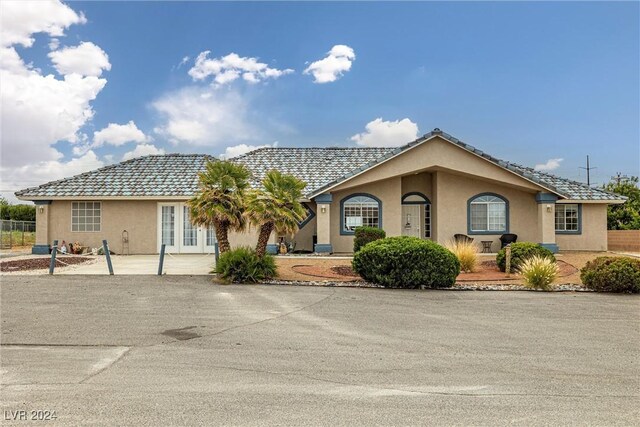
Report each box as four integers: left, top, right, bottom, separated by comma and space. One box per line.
246, 170, 307, 257
188, 160, 251, 253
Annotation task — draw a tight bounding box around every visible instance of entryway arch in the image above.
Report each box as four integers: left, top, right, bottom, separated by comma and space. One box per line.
401, 192, 431, 239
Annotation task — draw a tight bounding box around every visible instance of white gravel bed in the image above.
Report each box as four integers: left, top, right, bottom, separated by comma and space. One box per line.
263, 279, 589, 291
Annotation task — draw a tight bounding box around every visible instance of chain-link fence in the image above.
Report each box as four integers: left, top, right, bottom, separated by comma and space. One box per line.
0, 220, 36, 249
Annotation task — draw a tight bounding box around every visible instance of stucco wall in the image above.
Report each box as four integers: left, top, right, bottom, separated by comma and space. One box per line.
291, 202, 317, 252
330, 136, 543, 194
556, 204, 608, 251
330, 177, 402, 253
434, 171, 539, 249
47, 200, 160, 254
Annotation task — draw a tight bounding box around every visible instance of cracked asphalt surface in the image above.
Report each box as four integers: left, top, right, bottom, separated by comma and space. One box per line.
1, 275, 639, 426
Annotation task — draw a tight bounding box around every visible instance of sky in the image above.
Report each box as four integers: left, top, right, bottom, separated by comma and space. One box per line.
1, 1, 638, 203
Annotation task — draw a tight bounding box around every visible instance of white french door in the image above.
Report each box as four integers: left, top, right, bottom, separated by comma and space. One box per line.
157, 203, 217, 253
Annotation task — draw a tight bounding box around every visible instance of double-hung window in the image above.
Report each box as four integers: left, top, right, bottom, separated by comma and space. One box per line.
469, 194, 507, 233
72, 201, 101, 232
555, 204, 580, 233
342, 195, 380, 233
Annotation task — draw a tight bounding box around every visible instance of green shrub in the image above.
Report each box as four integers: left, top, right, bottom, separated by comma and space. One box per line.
520, 255, 559, 291
215, 247, 277, 283
352, 236, 460, 288
580, 257, 640, 293
496, 242, 555, 273
353, 226, 386, 252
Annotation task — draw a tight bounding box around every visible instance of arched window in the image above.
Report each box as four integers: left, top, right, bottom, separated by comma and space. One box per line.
341, 194, 381, 234
468, 193, 508, 234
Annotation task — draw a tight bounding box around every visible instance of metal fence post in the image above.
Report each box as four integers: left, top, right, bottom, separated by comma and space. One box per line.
49, 240, 58, 275
102, 240, 114, 275
158, 243, 166, 276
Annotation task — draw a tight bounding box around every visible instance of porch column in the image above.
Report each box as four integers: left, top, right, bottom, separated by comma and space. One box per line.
535, 193, 559, 253
32, 200, 51, 254
314, 193, 333, 253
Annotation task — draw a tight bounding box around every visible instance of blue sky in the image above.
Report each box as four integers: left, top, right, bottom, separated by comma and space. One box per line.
1, 1, 638, 202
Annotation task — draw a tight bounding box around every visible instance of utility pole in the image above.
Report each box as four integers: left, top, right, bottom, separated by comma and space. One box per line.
611, 172, 630, 185
579, 155, 597, 187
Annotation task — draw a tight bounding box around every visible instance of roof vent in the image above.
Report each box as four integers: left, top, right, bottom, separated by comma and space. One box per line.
432, 128, 442, 134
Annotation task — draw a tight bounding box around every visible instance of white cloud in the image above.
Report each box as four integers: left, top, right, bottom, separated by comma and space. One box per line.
534, 158, 564, 172
48, 38, 60, 50
0, 0, 86, 48
350, 118, 419, 147
152, 86, 254, 146
93, 121, 149, 147
48, 41, 111, 77
0, 0, 108, 169
4, 151, 104, 203
304, 45, 355, 83
122, 143, 166, 161
222, 142, 278, 159
188, 51, 293, 86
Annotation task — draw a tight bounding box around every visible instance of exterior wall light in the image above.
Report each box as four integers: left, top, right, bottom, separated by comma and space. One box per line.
321, 206, 326, 214
546, 204, 552, 213
39, 206, 44, 214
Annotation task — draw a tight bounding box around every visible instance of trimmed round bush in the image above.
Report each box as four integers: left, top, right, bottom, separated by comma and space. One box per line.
352, 236, 460, 288
353, 226, 386, 252
580, 257, 640, 293
215, 247, 277, 283
496, 242, 555, 272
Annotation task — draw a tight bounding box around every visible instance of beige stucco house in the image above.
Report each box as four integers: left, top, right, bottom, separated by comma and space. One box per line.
16, 129, 626, 255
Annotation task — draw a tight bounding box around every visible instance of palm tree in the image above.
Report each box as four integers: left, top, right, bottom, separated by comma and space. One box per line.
246, 170, 307, 257
188, 160, 251, 253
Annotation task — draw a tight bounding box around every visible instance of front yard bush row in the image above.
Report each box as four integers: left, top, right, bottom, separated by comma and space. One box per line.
580, 257, 640, 293
496, 242, 555, 272
353, 236, 460, 289
353, 226, 386, 252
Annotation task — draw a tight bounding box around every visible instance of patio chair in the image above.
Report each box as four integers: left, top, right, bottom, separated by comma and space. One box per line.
454, 234, 474, 244
499, 233, 518, 248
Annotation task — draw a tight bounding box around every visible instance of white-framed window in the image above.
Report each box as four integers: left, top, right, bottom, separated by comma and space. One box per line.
71, 201, 101, 232
555, 204, 580, 232
342, 195, 380, 233
469, 194, 507, 233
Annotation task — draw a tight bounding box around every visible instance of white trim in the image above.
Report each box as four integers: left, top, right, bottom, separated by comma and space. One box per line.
309, 134, 563, 199
19, 195, 192, 201
559, 199, 626, 205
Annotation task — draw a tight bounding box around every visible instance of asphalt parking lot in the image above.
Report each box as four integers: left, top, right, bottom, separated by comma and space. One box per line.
1, 276, 638, 426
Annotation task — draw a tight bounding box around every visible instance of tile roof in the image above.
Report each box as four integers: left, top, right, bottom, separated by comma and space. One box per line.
15, 130, 626, 202
231, 147, 396, 197
15, 154, 215, 198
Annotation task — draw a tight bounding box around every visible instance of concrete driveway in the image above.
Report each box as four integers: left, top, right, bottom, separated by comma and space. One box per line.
1, 276, 638, 426
56, 254, 215, 275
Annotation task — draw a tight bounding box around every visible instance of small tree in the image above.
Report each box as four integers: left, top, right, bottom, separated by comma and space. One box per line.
604, 176, 640, 230
188, 160, 251, 253
246, 170, 307, 258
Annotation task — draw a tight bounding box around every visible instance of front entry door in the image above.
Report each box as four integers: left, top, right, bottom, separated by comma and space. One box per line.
402, 205, 422, 238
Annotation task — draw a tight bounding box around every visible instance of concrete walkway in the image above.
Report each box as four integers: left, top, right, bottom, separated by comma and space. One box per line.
57, 254, 215, 275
